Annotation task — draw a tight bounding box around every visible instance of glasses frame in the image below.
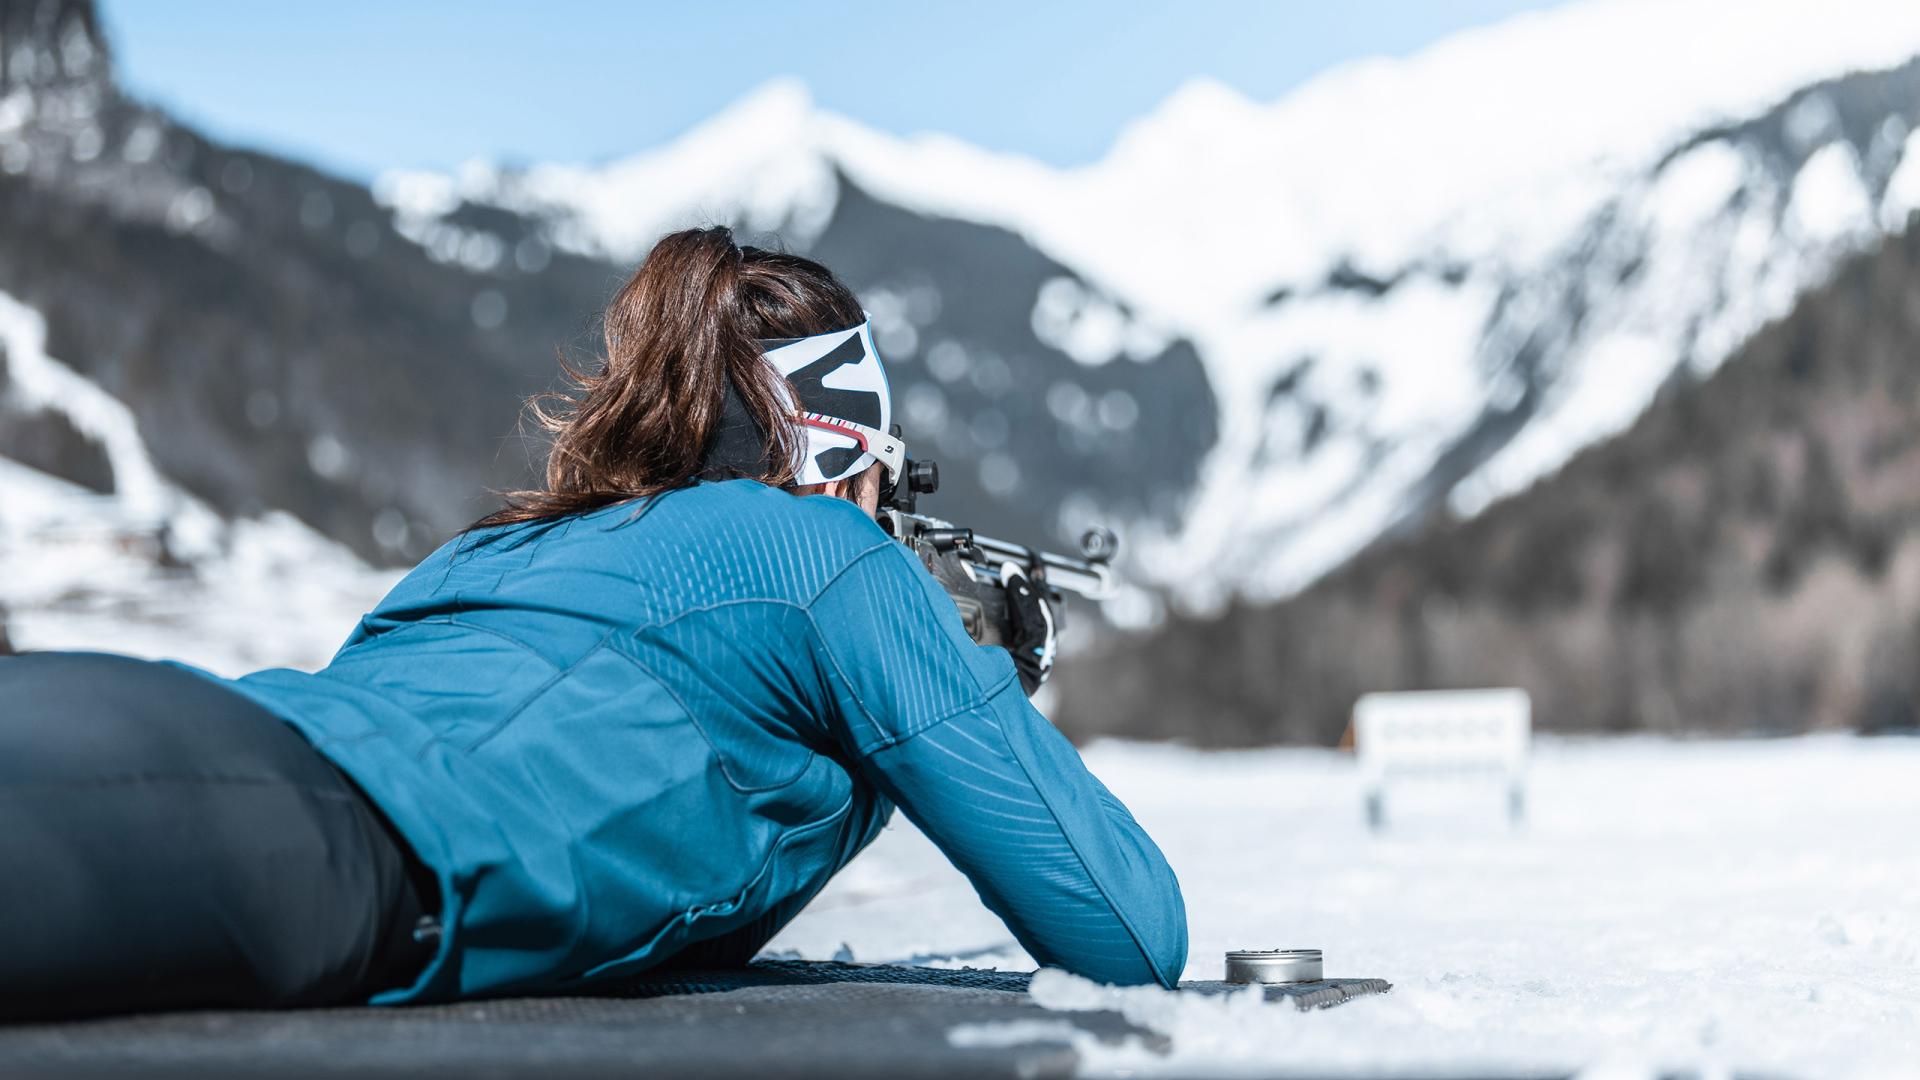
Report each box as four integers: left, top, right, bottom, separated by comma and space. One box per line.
796, 412, 906, 480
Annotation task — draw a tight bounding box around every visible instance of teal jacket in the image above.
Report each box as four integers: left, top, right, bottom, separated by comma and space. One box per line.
175, 479, 1186, 1002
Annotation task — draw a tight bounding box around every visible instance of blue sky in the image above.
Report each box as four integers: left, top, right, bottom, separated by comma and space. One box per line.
103, 1, 1568, 182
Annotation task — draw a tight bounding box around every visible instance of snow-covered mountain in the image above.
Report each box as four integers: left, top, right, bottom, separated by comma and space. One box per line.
0, 0, 1215, 573
8, 0, 1920, 672
0, 0, 1214, 665
0, 0, 412, 668
383, 0, 1920, 610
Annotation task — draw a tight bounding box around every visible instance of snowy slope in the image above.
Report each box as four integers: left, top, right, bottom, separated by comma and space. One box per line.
773, 733, 1920, 1077
381, 0, 1920, 603
0, 290, 398, 674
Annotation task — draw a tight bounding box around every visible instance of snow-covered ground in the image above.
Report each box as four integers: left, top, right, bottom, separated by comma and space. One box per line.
0, 458, 399, 674
772, 734, 1920, 1078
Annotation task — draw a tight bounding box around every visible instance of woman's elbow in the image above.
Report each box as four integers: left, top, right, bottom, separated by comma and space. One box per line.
1070, 925, 1186, 989
1079, 886, 1189, 989
1140, 896, 1189, 989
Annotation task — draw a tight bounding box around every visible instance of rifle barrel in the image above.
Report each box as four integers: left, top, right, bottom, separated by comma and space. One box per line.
966, 533, 1115, 600
883, 509, 1118, 601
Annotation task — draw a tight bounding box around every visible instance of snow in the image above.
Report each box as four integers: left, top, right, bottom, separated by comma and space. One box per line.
1881, 127, 1920, 229
773, 734, 1920, 1077
1153, 277, 1500, 602
0, 458, 399, 674
376, 80, 840, 257
1643, 140, 1750, 237
1029, 276, 1169, 368
1785, 141, 1878, 247
0, 292, 169, 518
1451, 132, 1889, 523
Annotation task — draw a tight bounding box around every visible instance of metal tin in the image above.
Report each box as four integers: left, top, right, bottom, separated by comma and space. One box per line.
1224, 949, 1323, 984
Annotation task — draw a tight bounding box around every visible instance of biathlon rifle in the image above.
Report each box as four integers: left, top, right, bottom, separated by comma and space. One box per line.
874, 438, 1117, 648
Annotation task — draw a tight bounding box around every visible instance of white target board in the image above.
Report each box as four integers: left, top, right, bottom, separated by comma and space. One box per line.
1353, 688, 1531, 829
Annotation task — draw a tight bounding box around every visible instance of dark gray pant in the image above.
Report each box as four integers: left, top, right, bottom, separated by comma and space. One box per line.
0, 651, 434, 1019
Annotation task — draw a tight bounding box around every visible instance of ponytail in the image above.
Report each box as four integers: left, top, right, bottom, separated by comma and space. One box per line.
474, 227, 864, 528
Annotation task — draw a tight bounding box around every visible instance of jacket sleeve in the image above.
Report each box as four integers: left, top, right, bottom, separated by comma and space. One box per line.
807, 540, 1188, 988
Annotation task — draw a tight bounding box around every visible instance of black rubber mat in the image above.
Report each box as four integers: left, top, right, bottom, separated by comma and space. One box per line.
615, 958, 1044, 995
622, 959, 1393, 1011
1185, 976, 1397, 1010
0, 961, 1392, 1079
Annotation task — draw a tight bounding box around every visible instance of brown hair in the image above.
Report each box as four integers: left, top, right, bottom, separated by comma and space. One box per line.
475, 227, 864, 528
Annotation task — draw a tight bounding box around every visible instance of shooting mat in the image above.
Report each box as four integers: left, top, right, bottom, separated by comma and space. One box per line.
0, 960, 1391, 1079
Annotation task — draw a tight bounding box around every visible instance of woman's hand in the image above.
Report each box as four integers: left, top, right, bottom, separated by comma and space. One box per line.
999, 562, 1056, 696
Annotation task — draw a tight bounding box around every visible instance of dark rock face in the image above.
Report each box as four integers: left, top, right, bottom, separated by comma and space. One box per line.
0, 139, 600, 560
802, 179, 1216, 546
1057, 224, 1920, 745
0, 0, 1217, 565
0, 0, 617, 559
2, 343, 114, 490
0, 403, 113, 493
0, 0, 110, 93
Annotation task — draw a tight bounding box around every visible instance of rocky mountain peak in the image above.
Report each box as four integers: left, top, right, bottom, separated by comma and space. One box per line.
0, 0, 111, 94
